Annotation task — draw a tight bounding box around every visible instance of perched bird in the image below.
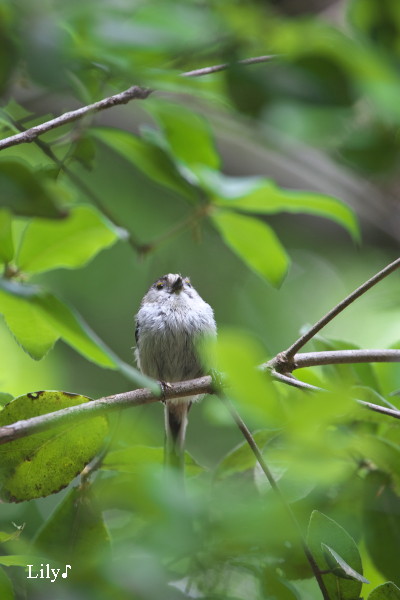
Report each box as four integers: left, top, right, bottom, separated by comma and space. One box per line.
135, 274, 217, 468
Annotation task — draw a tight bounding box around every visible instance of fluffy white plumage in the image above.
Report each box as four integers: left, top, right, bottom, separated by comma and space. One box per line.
134, 274, 216, 466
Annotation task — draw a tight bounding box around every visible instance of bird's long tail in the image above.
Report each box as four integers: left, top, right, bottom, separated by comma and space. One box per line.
164, 401, 192, 470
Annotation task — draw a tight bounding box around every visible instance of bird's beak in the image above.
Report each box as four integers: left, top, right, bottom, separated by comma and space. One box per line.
171, 276, 183, 293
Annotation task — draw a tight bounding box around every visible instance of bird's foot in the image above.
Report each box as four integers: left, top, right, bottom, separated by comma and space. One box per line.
159, 380, 172, 404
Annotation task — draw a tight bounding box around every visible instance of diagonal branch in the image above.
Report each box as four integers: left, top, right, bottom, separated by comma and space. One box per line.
0, 86, 152, 151
283, 257, 400, 359
0, 54, 277, 151
269, 370, 324, 392
269, 368, 400, 421
181, 54, 276, 77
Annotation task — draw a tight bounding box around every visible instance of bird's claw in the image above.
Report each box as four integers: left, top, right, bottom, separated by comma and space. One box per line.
159, 380, 172, 403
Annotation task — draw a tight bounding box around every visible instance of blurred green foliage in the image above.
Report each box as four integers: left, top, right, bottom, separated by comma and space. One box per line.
0, 0, 399, 598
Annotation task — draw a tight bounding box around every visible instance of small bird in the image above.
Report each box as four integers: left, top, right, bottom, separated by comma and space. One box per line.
134, 274, 217, 468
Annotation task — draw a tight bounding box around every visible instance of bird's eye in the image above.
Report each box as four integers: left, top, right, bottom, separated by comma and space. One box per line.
184, 277, 192, 287
156, 282, 165, 290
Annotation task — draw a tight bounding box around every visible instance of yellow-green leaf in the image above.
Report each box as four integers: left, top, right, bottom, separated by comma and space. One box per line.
201, 169, 359, 241
147, 101, 220, 170
211, 210, 289, 286
17, 205, 119, 275
307, 510, 364, 600
0, 390, 108, 502
102, 445, 204, 477
92, 127, 196, 200
0, 279, 153, 388
0, 209, 13, 263
0, 159, 65, 219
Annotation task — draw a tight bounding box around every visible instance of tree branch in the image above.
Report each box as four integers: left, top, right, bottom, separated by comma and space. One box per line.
269, 369, 400, 420
0, 86, 152, 151
268, 370, 324, 392
0, 376, 213, 445
2, 260, 400, 445
283, 257, 400, 359
356, 400, 400, 420
267, 348, 400, 373
294, 349, 400, 368
0, 54, 276, 151
2, 359, 400, 447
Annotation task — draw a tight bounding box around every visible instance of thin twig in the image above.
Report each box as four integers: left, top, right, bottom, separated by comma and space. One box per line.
283, 258, 400, 359
0, 54, 277, 152
269, 369, 400, 420
269, 370, 324, 392
181, 55, 276, 77
357, 400, 400, 420
0, 86, 152, 150
219, 395, 331, 600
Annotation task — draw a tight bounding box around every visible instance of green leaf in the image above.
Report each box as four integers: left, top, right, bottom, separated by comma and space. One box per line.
368, 582, 400, 600
0, 279, 153, 388
0, 393, 13, 407
69, 136, 96, 170
35, 294, 154, 388
322, 543, 369, 583
200, 169, 360, 241
214, 329, 282, 426
0, 9, 18, 97
0, 390, 108, 502
0, 209, 14, 263
102, 445, 204, 478
147, 102, 220, 170
34, 486, 111, 566
0, 159, 66, 219
363, 471, 400, 586
348, 0, 400, 57
355, 435, 400, 495
211, 210, 289, 286
0, 566, 13, 600
30, 293, 117, 366
312, 335, 380, 390
215, 430, 278, 479
0, 527, 23, 543
307, 510, 365, 600
262, 570, 300, 600
0, 556, 42, 567
92, 127, 196, 200
17, 205, 119, 275
254, 459, 316, 504
0, 280, 59, 360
